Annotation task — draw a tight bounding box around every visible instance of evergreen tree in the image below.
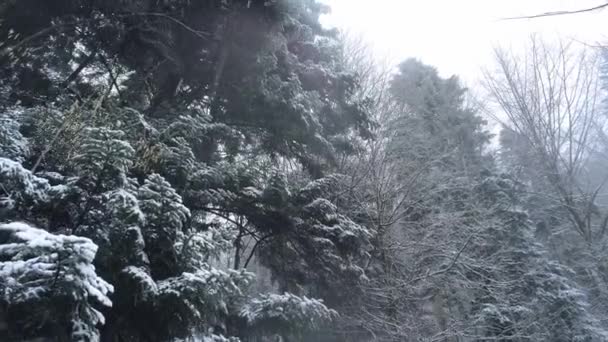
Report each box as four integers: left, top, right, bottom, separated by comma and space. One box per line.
0, 1, 373, 340
388, 58, 490, 174
3, 1, 605, 340
0, 222, 112, 341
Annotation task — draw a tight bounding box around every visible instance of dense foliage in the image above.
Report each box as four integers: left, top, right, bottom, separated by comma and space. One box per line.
1, 1, 608, 341
0, 1, 372, 341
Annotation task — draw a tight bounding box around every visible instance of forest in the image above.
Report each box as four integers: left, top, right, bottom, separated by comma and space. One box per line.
1, 0, 608, 341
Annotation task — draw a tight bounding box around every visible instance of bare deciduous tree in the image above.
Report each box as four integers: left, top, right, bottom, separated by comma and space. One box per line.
484, 36, 608, 243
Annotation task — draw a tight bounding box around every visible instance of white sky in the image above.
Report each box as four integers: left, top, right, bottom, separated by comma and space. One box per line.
321, 0, 608, 86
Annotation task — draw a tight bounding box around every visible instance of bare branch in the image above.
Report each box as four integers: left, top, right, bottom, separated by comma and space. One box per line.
503, 2, 608, 20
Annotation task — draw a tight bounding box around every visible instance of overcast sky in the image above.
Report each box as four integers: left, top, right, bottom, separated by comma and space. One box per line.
321, 0, 608, 86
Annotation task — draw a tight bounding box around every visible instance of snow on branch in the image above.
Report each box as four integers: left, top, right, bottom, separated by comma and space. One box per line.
241, 292, 338, 332
0, 222, 113, 341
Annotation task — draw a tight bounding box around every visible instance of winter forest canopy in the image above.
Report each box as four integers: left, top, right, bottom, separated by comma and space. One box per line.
2, 0, 608, 341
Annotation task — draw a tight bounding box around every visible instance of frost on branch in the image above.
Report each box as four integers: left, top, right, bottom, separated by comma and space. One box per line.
72, 127, 135, 188
138, 173, 190, 234
200, 334, 240, 342
0, 109, 28, 162
158, 268, 253, 319
175, 224, 236, 271
0, 157, 50, 215
240, 292, 338, 335
0, 222, 113, 341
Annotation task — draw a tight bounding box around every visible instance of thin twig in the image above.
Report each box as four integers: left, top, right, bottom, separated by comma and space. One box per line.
30, 103, 79, 173
503, 2, 608, 20
0, 22, 73, 58
243, 233, 274, 269
122, 12, 212, 40
402, 233, 474, 287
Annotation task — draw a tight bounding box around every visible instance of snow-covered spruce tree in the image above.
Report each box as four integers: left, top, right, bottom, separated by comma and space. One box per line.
240, 293, 338, 339
185, 165, 373, 299
61, 120, 255, 340
394, 172, 608, 341
0, 222, 112, 341
348, 170, 608, 341
388, 58, 491, 175
1, 99, 358, 341
0, 157, 52, 220
0, 109, 28, 163
468, 173, 608, 341
0, 108, 256, 340
0, 1, 375, 341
